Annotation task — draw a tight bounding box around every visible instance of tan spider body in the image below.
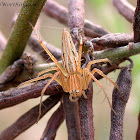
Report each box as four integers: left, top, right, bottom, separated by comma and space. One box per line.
21, 28, 120, 120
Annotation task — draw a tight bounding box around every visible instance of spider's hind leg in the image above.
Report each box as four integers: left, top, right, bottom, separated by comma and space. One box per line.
91, 68, 121, 94
37, 71, 61, 122
83, 68, 116, 114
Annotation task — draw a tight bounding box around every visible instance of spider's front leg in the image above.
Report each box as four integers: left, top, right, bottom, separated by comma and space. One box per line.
86, 58, 112, 70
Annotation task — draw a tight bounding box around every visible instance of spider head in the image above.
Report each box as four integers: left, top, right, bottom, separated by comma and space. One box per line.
69, 91, 79, 102
69, 90, 87, 102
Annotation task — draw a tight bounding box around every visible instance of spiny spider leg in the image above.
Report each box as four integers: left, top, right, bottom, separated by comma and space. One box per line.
38, 71, 61, 122
29, 22, 68, 77
38, 67, 58, 77
86, 58, 112, 70
18, 74, 54, 88
90, 68, 121, 93
77, 37, 83, 71
83, 68, 116, 114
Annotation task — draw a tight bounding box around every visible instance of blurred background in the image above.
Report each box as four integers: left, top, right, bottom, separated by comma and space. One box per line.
0, 0, 139, 140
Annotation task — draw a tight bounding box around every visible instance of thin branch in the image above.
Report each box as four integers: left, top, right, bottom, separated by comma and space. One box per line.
68, 0, 84, 31
110, 59, 133, 140
0, 95, 61, 140
136, 111, 140, 140
113, 0, 135, 23
0, 53, 36, 85
91, 33, 133, 48
63, 93, 81, 140
84, 20, 109, 37
0, 59, 24, 84
0, 53, 36, 91
43, 0, 68, 25
133, 0, 140, 42
0, 80, 62, 109
68, 0, 85, 42
94, 42, 140, 63
79, 81, 94, 140
0, 0, 47, 74
43, 0, 109, 38
41, 103, 64, 140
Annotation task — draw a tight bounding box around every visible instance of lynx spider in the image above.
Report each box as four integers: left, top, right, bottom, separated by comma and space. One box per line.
20, 26, 120, 121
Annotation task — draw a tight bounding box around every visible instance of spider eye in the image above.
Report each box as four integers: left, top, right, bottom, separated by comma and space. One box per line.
71, 90, 79, 95
76, 90, 79, 93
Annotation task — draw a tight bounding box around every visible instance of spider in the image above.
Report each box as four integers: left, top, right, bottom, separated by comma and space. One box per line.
20, 27, 120, 121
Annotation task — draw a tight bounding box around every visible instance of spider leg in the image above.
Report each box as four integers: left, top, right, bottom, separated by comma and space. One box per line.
38, 71, 61, 122
83, 68, 116, 114
38, 67, 58, 77
29, 23, 68, 77
90, 68, 121, 93
75, 75, 87, 98
18, 74, 54, 88
82, 91, 88, 99
77, 36, 83, 71
86, 58, 112, 70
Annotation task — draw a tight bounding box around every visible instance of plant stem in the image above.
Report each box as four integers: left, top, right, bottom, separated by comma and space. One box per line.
94, 42, 140, 63
0, 0, 47, 74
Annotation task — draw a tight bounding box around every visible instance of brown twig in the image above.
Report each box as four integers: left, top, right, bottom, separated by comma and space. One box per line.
0, 53, 36, 85
68, 0, 84, 31
43, 0, 68, 25
0, 80, 62, 109
113, 0, 135, 23
0, 32, 7, 51
0, 95, 61, 140
133, 0, 140, 42
79, 81, 94, 140
0, 59, 24, 84
41, 103, 64, 140
84, 20, 109, 37
68, 0, 85, 41
110, 58, 133, 140
28, 34, 61, 61
91, 33, 134, 47
136, 111, 140, 140
43, 0, 109, 38
63, 93, 81, 140
0, 53, 37, 91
